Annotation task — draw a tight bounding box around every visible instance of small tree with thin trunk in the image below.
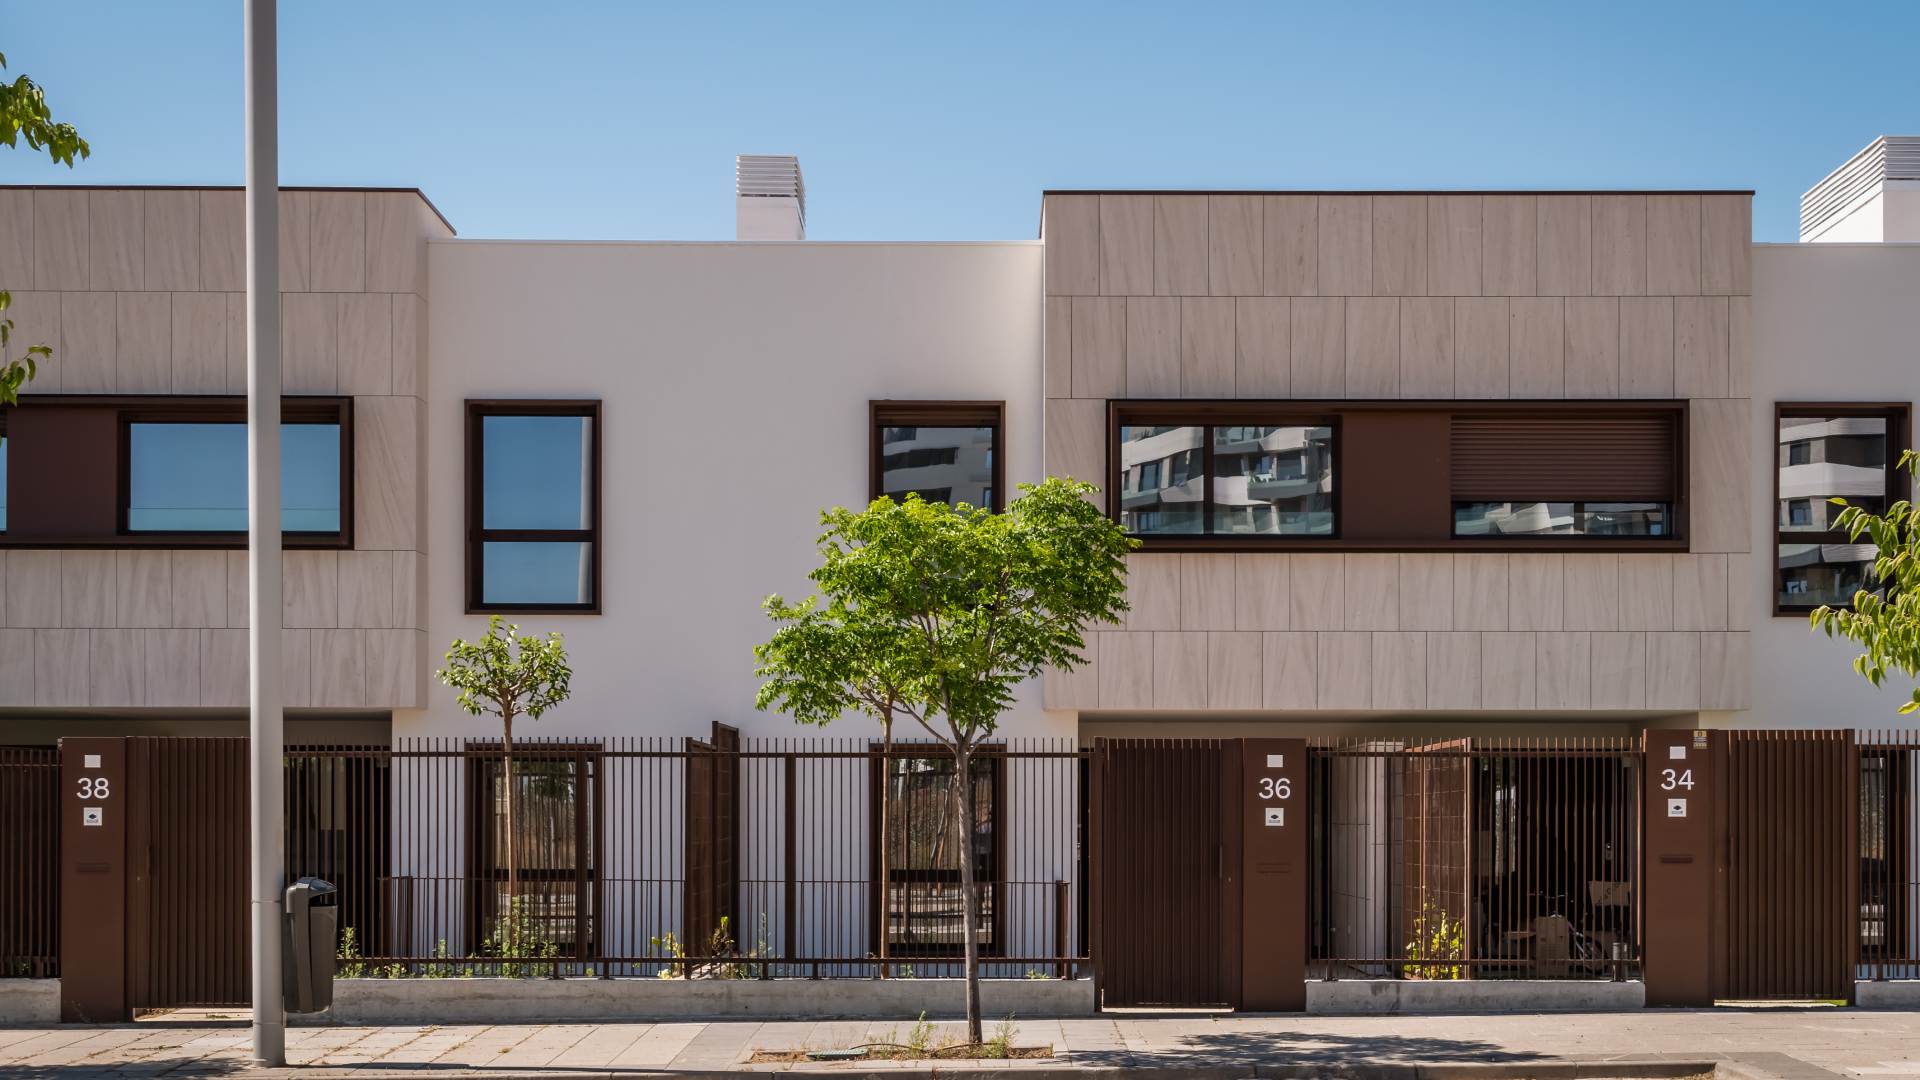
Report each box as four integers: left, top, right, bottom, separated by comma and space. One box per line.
756, 478, 1133, 1041
1811, 451, 1920, 712
438, 616, 573, 951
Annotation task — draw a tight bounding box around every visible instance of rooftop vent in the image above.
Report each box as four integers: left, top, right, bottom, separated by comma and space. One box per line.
736, 154, 806, 240
1800, 136, 1920, 241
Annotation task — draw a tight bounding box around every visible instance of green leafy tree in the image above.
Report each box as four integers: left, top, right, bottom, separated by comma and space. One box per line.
1811, 451, 1920, 712
756, 562, 929, 978
1, 50, 89, 404
437, 616, 573, 906
755, 478, 1135, 1041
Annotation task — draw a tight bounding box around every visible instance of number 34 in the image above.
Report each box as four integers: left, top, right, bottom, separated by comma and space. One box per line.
1257, 777, 1292, 800
1660, 768, 1694, 792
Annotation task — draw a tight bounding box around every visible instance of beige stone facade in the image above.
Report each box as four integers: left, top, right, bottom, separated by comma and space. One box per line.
0, 187, 449, 710
1041, 191, 1754, 713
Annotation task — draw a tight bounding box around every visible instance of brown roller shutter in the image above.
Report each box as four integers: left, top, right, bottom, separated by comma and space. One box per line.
1451, 412, 1678, 503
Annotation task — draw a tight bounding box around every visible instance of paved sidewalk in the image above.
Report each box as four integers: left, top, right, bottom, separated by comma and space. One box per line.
3, 1009, 1918, 1077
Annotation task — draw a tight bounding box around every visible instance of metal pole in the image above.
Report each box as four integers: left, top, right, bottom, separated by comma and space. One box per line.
244, 0, 285, 1064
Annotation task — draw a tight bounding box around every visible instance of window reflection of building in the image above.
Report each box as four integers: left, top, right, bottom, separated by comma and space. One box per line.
1775, 413, 1894, 610
1118, 424, 1333, 536
878, 425, 995, 509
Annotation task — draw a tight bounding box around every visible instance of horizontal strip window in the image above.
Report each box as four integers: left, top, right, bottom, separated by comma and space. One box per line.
466, 400, 602, 614
870, 401, 1004, 513
0, 395, 352, 549
1107, 400, 1685, 553
1774, 403, 1911, 615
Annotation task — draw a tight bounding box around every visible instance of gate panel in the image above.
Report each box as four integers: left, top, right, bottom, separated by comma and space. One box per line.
1721, 730, 1856, 1001
1094, 739, 1236, 1007
127, 737, 250, 1009
1, 748, 60, 978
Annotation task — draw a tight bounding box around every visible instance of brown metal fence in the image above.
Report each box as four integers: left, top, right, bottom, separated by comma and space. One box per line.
1857, 731, 1916, 982
1309, 737, 1643, 981
0, 748, 60, 978
330, 735, 1086, 979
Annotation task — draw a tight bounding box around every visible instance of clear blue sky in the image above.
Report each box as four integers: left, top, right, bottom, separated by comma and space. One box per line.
2, 1, 1914, 243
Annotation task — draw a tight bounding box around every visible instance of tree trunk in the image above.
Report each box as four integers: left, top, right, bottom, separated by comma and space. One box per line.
502, 711, 518, 923
877, 712, 893, 979
953, 739, 982, 1044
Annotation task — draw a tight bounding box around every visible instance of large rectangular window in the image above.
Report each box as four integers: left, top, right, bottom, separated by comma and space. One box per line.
870, 750, 1002, 957
126, 419, 342, 533
870, 401, 1003, 512
466, 400, 601, 613
1113, 409, 1335, 540
1775, 404, 1910, 615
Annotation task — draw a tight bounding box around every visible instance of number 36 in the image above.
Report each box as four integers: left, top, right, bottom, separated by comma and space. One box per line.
1257, 777, 1292, 800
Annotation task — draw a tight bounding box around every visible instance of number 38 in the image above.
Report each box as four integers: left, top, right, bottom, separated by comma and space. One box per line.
76, 777, 110, 799
1257, 777, 1291, 800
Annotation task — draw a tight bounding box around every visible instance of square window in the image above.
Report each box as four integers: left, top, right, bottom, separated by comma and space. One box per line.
871, 402, 1003, 512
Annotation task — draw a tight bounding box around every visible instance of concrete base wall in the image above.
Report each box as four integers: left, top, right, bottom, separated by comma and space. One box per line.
321, 977, 1097, 1024
0, 980, 61, 1026
1857, 981, 1920, 1008
1306, 979, 1645, 1014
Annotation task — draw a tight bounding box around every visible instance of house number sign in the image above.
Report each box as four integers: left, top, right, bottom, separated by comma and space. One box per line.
77, 752, 107, 827
1258, 753, 1291, 827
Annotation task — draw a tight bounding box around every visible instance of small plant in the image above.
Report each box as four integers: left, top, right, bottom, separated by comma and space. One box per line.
1024, 967, 1049, 979
337, 927, 367, 979
985, 1015, 1017, 1058
481, 896, 562, 978
905, 1011, 934, 1057
651, 915, 758, 979
1404, 904, 1465, 980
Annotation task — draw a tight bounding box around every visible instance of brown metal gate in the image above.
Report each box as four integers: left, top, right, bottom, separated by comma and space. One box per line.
1717, 730, 1858, 1001
684, 723, 740, 955
2, 747, 60, 978
1093, 739, 1240, 1007
126, 737, 251, 1009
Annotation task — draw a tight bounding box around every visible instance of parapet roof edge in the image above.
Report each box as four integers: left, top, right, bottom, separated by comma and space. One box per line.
0, 184, 455, 235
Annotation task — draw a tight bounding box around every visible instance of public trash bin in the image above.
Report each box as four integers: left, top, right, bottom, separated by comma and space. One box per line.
283, 877, 338, 1014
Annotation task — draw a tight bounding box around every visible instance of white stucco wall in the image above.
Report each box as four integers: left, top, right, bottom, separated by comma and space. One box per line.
1746, 243, 1920, 727
415, 240, 1058, 741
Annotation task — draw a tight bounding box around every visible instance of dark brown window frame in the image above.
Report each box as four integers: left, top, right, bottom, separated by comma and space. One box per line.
866, 743, 1008, 960
1772, 401, 1912, 617
869, 400, 1006, 513
462, 740, 604, 960
1107, 399, 1689, 553
464, 399, 604, 615
0, 394, 353, 549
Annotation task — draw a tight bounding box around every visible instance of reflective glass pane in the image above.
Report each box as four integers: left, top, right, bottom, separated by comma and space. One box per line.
1210, 425, 1334, 535
878, 424, 995, 508
127, 422, 341, 532
1778, 542, 1877, 609
1454, 502, 1576, 536
1778, 415, 1887, 531
1118, 425, 1204, 534
482, 415, 593, 530
1453, 501, 1669, 537
481, 541, 593, 606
